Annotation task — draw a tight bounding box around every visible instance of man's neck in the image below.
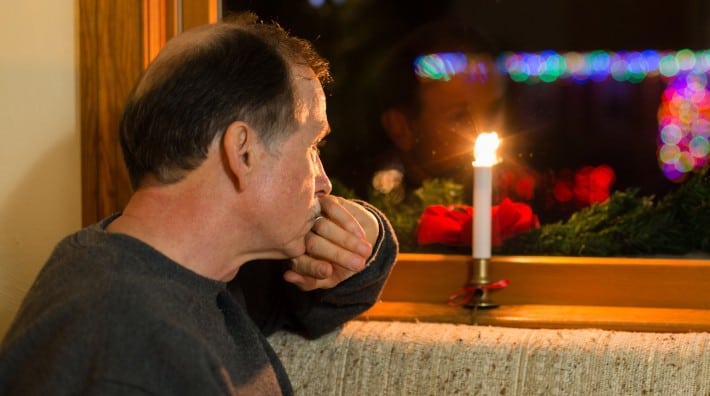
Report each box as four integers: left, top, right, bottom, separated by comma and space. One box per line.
106, 170, 243, 282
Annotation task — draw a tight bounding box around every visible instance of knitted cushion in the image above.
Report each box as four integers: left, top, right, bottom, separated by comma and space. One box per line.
269, 320, 710, 395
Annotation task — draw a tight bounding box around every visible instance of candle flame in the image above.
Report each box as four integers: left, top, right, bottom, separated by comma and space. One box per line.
473, 132, 500, 166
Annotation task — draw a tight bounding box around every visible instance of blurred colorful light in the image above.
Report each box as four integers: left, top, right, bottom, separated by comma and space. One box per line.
498, 49, 710, 83
495, 49, 710, 182
418, 49, 710, 182
414, 52, 489, 82
657, 71, 710, 181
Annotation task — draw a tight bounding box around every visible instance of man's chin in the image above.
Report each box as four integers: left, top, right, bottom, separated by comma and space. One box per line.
279, 225, 314, 259
283, 239, 308, 259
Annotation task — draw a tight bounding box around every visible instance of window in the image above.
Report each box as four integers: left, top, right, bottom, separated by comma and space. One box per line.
223, 0, 710, 256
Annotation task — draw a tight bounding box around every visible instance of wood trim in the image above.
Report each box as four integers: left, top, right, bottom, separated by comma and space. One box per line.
380, 253, 710, 309
142, 0, 181, 67
80, 0, 142, 226
142, 0, 167, 68
360, 302, 710, 333
80, 0, 217, 226
182, 0, 218, 30
79, 0, 98, 226
365, 253, 710, 332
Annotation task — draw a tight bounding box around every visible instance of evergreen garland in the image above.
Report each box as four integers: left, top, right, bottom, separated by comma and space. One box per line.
501, 166, 709, 256
349, 167, 709, 257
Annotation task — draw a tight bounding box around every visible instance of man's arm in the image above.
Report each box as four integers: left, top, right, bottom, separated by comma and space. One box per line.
230, 198, 398, 338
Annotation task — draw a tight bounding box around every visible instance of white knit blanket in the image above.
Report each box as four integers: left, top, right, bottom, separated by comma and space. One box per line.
268, 320, 710, 396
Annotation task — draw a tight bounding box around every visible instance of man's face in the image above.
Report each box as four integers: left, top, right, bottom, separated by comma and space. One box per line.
250, 68, 332, 258
409, 55, 504, 178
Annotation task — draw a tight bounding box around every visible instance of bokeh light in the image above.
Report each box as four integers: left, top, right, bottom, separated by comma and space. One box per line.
308, 0, 326, 8
494, 49, 710, 182
690, 135, 710, 158
657, 71, 710, 181
498, 49, 710, 83
418, 49, 710, 183
414, 52, 489, 82
660, 124, 684, 145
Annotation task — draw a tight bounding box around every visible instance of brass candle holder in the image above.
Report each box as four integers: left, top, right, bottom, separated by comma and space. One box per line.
465, 258, 499, 309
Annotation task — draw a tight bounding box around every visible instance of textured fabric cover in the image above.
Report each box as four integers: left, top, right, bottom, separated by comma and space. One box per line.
268, 320, 710, 395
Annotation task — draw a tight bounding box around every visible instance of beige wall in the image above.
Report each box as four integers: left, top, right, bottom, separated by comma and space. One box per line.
0, 0, 81, 337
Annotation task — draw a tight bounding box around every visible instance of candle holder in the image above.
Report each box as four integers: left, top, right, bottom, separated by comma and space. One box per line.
464, 258, 499, 309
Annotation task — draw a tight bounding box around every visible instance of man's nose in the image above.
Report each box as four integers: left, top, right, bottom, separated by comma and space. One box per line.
315, 158, 332, 197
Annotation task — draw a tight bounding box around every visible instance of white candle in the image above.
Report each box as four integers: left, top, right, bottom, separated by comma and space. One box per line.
472, 132, 500, 258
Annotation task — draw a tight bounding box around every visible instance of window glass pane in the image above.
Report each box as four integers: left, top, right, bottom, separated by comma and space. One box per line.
223, 0, 710, 257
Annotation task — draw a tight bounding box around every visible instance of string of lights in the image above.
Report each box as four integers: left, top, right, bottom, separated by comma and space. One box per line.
497, 49, 710, 182
414, 50, 710, 182
498, 49, 710, 83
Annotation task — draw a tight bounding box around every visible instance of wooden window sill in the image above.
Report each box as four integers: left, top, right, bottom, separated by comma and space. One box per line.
360, 302, 710, 333
359, 253, 710, 332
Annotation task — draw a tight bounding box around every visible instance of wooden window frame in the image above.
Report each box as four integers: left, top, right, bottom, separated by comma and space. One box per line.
79, 0, 216, 226
79, 1, 710, 332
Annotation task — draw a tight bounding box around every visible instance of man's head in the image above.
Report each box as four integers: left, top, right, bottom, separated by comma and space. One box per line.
118, 13, 333, 260
119, 12, 331, 189
378, 19, 505, 183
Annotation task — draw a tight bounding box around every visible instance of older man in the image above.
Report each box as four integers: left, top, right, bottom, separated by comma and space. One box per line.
0, 13, 397, 395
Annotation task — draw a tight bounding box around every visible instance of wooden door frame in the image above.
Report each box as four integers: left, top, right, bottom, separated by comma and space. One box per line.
79, 0, 217, 226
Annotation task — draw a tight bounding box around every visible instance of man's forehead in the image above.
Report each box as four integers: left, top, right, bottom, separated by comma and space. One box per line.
292, 71, 328, 131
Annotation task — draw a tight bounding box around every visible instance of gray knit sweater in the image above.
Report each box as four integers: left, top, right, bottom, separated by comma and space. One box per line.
0, 202, 397, 395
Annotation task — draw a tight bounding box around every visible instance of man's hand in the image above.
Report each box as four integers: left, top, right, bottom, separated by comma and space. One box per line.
284, 196, 379, 291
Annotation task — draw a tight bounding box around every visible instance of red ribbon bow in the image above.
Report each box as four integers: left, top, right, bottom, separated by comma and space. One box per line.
447, 279, 510, 307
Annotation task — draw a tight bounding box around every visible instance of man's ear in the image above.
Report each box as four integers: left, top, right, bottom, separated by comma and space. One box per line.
222, 121, 255, 189
381, 108, 415, 152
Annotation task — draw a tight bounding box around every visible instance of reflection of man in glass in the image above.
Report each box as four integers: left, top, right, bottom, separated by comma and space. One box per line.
372, 19, 506, 199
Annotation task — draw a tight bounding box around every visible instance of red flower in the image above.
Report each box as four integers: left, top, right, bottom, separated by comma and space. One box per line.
491, 198, 540, 246
514, 174, 536, 201
552, 180, 574, 203
573, 165, 616, 206
495, 167, 537, 201
550, 165, 616, 207
415, 205, 472, 246
415, 199, 539, 247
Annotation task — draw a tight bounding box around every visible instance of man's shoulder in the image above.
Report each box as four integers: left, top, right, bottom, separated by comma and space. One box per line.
8, 223, 216, 344
48, 220, 149, 266
0, 288, 232, 396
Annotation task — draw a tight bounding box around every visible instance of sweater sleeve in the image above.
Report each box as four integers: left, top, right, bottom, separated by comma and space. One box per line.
230, 200, 398, 338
